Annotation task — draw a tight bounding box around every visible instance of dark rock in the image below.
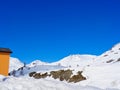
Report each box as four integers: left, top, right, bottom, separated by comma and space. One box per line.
117, 58, 120, 62
29, 72, 36, 77
106, 59, 114, 63
69, 71, 86, 83
33, 73, 41, 79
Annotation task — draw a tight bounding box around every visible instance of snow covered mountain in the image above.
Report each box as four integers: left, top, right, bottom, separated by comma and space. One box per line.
1, 43, 120, 90
80, 43, 120, 89
92, 43, 120, 65
28, 60, 49, 67
9, 57, 24, 72
52, 54, 97, 67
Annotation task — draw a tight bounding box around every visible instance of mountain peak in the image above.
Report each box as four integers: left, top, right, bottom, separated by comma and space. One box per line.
52, 54, 97, 67
9, 57, 24, 72
111, 43, 120, 50
93, 43, 120, 65
28, 60, 48, 67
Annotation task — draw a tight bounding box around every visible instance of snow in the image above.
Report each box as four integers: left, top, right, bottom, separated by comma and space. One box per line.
52, 54, 97, 67
91, 43, 120, 65
1, 43, 120, 90
77, 43, 120, 89
0, 75, 6, 82
11, 65, 66, 77
27, 60, 49, 67
9, 57, 24, 72
81, 63, 120, 89
0, 76, 111, 90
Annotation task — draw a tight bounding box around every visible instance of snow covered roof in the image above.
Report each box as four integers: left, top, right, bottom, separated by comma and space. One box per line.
0, 48, 12, 53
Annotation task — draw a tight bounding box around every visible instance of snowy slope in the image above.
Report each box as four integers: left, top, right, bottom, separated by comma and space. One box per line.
81, 63, 120, 89
27, 60, 49, 67
92, 43, 120, 65
2, 43, 120, 90
9, 57, 24, 72
78, 43, 120, 89
11, 65, 65, 77
0, 76, 110, 90
52, 54, 97, 67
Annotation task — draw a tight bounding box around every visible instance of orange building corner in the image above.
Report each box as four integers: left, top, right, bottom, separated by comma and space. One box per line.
0, 48, 12, 76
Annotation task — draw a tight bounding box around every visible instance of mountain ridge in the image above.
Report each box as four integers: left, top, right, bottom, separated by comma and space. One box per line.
4, 42, 120, 90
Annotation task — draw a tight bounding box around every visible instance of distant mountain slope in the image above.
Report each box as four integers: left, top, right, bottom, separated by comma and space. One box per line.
92, 43, 120, 65
4, 43, 120, 90
9, 57, 24, 72
27, 60, 49, 67
52, 54, 97, 67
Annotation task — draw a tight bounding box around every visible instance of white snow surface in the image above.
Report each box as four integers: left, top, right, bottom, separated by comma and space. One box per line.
52, 54, 97, 67
9, 57, 24, 72
1, 43, 120, 90
0, 76, 108, 90
92, 43, 120, 65
27, 60, 49, 67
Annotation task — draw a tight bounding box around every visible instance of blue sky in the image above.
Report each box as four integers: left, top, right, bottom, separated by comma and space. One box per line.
0, 0, 120, 63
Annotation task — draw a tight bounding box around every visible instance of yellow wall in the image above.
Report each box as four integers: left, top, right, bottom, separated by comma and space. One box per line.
0, 52, 10, 76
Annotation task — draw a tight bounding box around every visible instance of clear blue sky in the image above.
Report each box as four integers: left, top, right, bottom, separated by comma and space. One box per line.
0, 0, 120, 63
